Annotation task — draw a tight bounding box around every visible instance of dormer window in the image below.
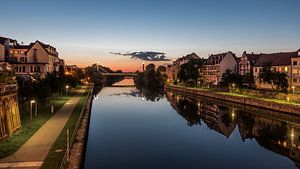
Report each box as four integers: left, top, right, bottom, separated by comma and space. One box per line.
298, 50, 300, 56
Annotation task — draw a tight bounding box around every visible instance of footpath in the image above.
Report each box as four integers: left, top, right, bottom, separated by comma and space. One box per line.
0, 87, 86, 169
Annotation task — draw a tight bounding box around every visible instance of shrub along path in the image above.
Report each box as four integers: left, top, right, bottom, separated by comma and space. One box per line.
0, 87, 86, 169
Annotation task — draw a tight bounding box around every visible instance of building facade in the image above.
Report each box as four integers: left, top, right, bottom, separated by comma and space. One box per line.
166, 53, 200, 81
253, 50, 300, 90
8, 40, 62, 76
239, 51, 261, 75
0, 37, 18, 62
200, 52, 238, 86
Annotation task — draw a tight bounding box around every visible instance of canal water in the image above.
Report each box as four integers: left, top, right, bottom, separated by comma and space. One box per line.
84, 85, 300, 169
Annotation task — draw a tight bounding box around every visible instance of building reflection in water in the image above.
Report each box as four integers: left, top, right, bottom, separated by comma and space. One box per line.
165, 91, 300, 168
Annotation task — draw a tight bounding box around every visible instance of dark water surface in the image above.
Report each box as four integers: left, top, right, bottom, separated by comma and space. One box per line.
84, 86, 300, 169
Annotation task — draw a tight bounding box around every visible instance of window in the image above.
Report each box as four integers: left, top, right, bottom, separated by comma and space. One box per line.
14, 50, 19, 54
255, 68, 258, 73
293, 61, 298, 65
20, 51, 24, 54
9, 57, 18, 62
293, 78, 298, 83
30, 66, 33, 72
278, 67, 282, 72
285, 67, 288, 72
22, 66, 25, 72
20, 57, 27, 63
293, 69, 298, 74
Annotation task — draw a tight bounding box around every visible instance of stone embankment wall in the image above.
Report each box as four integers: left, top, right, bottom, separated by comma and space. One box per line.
165, 84, 300, 115
67, 84, 94, 169
0, 84, 21, 140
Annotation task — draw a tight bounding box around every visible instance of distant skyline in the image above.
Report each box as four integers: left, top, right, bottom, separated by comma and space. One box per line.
1, 0, 300, 71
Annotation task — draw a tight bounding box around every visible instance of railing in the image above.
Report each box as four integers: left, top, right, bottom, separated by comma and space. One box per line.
0, 84, 18, 94
59, 84, 94, 169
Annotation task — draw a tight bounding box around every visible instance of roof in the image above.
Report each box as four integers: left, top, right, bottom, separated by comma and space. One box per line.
25, 41, 58, 57
254, 51, 298, 67
243, 52, 262, 65
0, 36, 17, 45
204, 51, 236, 65
13, 45, 30, 49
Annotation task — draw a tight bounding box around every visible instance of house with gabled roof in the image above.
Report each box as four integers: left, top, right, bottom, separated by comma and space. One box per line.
8, 40, 62, 76
253, 50, 300, 90
239, 51, 262, 75
200, 51, 238, 86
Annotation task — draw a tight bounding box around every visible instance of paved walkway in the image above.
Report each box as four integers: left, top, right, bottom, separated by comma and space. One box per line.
0, 87, 86, 168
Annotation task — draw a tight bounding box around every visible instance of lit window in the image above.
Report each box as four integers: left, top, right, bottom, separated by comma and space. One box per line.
293, 69, 298, 74
285, 67, 288, 72
278, 67, 282, 72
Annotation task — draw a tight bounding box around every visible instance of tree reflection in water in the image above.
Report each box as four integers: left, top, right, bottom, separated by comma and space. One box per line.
165, 90, 300, 168
109, 87, 164, 102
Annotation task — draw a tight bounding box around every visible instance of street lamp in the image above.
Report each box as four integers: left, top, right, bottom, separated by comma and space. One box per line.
142, 62, 145, 72
66, 85, 69, 95
232, 83, 236, 93
292, 86, 295, 95
30, 100, 35, 129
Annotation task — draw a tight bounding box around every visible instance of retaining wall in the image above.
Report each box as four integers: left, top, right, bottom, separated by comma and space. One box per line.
165, 84, 300, 115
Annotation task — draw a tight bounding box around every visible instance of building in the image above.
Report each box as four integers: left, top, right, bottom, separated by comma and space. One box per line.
200, 51, 238, 86
0, 37, 18, 62
8, 40, 62, 76
166, 53, 200, 81
0, 63, 21, 140
239, 51, 261, 75
253, 50, 300, 90
291, 49, 300, 89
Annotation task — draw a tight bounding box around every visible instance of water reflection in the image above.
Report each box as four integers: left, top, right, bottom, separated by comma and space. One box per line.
166, 91, 300, 168
109, 87, 164, 102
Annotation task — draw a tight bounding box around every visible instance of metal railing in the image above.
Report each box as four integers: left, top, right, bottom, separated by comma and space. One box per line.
0, 84, 18, 94
59, 84, 94, 169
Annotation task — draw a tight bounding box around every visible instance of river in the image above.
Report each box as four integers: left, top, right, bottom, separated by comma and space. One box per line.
84, 82, 300, 169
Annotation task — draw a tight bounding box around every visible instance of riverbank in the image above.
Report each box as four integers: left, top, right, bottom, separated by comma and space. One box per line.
165, 84, 300, 115
0, 94, 70, 158
50, 83, 94, 169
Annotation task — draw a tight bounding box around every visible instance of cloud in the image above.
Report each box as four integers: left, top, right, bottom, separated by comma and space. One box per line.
110, 51, 170, 61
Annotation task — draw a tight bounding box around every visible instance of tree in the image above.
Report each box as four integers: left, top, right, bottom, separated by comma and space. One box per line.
221, 69, 243, 87
259, 64, 289, 92
177, 61, 198, 86
242, 72, 255, 88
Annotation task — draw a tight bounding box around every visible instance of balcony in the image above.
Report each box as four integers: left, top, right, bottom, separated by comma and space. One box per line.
0, 84, 18, 95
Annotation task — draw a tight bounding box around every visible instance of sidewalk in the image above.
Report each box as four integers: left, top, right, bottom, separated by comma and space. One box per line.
0, 87, 86, 169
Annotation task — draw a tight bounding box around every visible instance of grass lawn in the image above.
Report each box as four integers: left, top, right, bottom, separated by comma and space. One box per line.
0, 94, 70, 158
41, 86, 90, 169
171, 84, 300, 106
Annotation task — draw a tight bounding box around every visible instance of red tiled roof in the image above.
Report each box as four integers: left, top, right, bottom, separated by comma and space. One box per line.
254, 52, 298, 67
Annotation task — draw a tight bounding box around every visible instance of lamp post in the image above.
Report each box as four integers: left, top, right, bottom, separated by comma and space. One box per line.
65, 85, 69, 95
30, 100, 35, 129
232, 83, 236, 93
35, 101, 38, 116
142, 62, 145, 72
292, 86, 295, 95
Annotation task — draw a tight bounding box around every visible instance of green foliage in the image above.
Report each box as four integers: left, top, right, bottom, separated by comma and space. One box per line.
221, 69, 243, 87
177, 61, 199, 86
134, 63, 167, 89
0, 95, 68, 158
0, 65, 16, 84
259, 64, 289, 92
242, 72, 255, 88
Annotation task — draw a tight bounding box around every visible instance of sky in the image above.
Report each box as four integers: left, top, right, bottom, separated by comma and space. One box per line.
1, 0, 300, 71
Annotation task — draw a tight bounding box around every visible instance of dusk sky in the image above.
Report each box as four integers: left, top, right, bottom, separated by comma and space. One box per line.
1, 0, 300, 71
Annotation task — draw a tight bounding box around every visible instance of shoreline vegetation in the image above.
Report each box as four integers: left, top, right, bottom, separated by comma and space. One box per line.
165, 84, 300, 115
